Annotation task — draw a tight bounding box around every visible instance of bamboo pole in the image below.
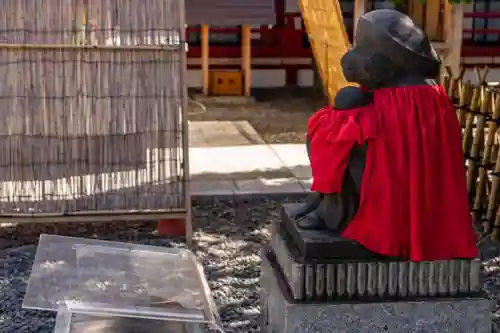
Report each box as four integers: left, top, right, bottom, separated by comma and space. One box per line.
447, 67, 465, 102
462, 86, 481, 160
82, 6, 88, 44
475, 93, 499, 231
241, 25, 252, 97
475, 66, 490, 86
488, 95, 500, 239
201, 24, 210, 96
468, 89, 491, 224
457, 80, 471, 127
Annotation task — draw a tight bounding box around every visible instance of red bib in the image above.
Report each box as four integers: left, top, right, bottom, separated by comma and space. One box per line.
308, 85, 477, 261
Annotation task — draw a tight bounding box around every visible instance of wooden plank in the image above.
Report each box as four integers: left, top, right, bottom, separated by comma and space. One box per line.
300, 0, 349, 103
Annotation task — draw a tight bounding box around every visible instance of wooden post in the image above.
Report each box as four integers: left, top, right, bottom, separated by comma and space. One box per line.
445, 4, 463, 77
353, 0, 368, 34
241, 25, 252, 97
201, 24, 210, 95
408, 0, 425, 28
424, 0, 441, 41
431, 2, 463, 83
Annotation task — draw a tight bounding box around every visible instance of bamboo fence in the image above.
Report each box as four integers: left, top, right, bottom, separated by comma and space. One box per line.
443, 66, 500, 240
0, 0, 190, 224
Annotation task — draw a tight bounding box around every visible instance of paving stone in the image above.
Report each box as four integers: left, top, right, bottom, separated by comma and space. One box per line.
235, 178, 304, 194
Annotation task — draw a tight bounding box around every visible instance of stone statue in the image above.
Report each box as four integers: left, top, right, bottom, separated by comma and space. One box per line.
288, 9, 478, 261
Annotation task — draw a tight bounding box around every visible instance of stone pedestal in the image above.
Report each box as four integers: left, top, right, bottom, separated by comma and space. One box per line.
271, 218, 482, 301
261, 203, 493, 333
260, 249, 493, 333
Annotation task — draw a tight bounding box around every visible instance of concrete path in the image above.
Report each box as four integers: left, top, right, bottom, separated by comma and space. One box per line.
190, 144, 312, 195
189, 120, 265, 147
188, 121, 312, 195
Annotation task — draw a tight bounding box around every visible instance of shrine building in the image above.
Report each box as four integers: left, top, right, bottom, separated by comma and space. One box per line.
183, 0, 500, 96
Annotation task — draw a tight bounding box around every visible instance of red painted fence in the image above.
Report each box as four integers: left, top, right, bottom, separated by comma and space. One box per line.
185, 11, 500, 68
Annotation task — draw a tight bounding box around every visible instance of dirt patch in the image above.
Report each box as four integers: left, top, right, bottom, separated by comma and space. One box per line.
188, 88, 327, 144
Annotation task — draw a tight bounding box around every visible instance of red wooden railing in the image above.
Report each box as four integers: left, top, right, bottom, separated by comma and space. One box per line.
185, 11, 500, 68
462, 11, 500, 57
186, 25, 312, 69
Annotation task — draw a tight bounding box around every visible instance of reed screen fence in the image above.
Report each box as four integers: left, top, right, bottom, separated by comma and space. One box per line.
0, 0, 188, 220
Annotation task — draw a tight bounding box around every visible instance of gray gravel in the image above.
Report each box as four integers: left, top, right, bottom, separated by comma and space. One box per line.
1, 196, 500, 333
0, 197, 285, 333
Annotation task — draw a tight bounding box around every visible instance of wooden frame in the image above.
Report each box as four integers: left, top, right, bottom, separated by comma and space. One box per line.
0, 211, 187, 224
200, 25, 251, 97
179, 0, 193, 247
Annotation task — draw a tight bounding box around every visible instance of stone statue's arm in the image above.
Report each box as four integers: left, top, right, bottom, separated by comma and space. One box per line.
306, 85, 372, 159
298, 87, 370, 229
333, 86, 373, 110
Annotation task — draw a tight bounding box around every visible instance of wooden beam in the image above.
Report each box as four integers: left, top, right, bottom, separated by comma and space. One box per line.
443, 0, 452, 42
446, 4, 464, 77
424, 0, 441, 41
201, 24, 209, 95
242, 25, 252, 97
408, 0, 425, 28
353, 0, 368, 34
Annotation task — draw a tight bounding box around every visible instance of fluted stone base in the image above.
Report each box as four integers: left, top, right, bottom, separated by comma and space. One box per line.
271, 220, 481, 301
260, 248, 493, 333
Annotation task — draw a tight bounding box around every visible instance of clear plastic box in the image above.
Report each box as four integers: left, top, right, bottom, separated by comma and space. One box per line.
53, 311, 204, 333
23, 234, 221, 329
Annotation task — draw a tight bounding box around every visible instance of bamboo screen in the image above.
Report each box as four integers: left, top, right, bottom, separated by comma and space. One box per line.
0, 0, 187, 216
443, 67, 500, 240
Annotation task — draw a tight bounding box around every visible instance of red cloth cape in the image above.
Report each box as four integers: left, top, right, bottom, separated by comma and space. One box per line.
308, 85, 478, 261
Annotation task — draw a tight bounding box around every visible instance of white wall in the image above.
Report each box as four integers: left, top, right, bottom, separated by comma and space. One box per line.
285, 0, 299, 13
186, 69, 287, 88
186, 67, 500, 88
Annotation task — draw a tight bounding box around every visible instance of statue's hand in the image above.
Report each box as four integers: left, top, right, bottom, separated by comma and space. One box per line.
333, 86, 372, 110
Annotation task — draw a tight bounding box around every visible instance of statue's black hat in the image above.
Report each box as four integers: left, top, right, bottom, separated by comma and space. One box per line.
352, 9, 441, 79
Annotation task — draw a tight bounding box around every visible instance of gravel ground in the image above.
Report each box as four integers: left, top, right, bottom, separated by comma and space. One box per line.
1, 196, 500, 333
0, 197, 286, 333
